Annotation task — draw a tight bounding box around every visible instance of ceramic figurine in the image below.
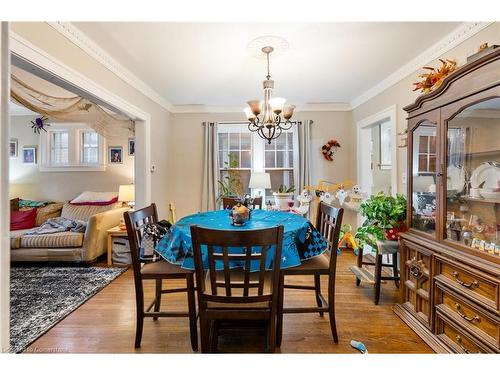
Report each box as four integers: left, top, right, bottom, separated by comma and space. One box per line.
229, 203, 251, 226
296, 189, 312, 215
336, 188, 348, 206
350, 185, 364, 203
319, 191, 334, 205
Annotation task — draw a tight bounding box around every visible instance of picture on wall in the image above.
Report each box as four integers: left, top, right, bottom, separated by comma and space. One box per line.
128, 138, 135, 156
22, 146, 37, 164
109, 146, 123, 164
9, 139, 18, 158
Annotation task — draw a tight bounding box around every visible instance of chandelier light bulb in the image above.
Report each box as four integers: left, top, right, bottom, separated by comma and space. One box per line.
269, 97, 286, 114
244, 107, 255, 121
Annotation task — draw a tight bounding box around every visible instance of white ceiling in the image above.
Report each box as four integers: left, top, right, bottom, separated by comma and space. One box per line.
73, 22, 461, 108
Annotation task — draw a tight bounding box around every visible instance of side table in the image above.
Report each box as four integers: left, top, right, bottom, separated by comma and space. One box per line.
107, 226, 128, 266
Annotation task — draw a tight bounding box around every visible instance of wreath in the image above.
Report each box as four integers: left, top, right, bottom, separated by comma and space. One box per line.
321, 139, 341, 161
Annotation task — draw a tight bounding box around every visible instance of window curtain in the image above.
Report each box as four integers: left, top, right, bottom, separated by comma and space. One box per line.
201, 121, 219, 212
10, 75, 134, 138
297, 120, 313, 217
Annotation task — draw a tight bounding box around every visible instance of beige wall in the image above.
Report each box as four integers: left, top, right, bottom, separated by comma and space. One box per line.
9, 115, 134, 202
169, 110, 357, 226
11, 22, 172, 217
352, 22, 500, 197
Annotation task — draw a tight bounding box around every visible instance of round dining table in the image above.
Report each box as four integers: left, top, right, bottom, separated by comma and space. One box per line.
155, 209, 328, 271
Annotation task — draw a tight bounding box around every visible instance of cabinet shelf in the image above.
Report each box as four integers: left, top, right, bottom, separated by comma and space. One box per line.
462, 196, 500, 204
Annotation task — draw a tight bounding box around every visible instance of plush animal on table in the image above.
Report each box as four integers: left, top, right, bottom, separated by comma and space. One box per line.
295, 189, 312, 215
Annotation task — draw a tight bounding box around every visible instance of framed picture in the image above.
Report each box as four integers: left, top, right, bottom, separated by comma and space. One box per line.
128, 138, 135, 156
9, 139, 18, 158
109, 146, 123, 164
22, 146, 37, 164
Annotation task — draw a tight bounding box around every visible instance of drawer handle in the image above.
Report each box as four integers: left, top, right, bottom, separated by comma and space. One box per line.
452, 271, 479, 289
455, 335, 470, 354
455, 303, 480, 323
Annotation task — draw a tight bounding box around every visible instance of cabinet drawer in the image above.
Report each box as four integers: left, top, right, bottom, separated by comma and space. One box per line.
435, 282, 499, 350
434, 256, 499, 313
435, 310, 494, 353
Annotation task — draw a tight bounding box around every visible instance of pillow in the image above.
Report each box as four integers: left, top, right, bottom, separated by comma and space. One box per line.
70, 191, 118, 205
70, 196, 118, 206
10, 198, 20, 212
11, 209, 37, 231
35, 203, 64, 226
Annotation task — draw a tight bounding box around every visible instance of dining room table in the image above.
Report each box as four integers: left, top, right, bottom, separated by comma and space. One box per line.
155, 209, 329, 271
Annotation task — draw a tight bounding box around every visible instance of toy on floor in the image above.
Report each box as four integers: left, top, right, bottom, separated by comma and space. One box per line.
350, 340, 368, 354
338, 224, 359, 255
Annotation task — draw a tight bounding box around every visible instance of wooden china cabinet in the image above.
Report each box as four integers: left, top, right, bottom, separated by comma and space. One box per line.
395, 49, 500, 353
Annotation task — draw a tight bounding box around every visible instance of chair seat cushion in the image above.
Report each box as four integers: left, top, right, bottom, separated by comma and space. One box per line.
20, 231, 84, 248
284, 253, 330, 273
140, 260, 192, 277
204, 269, 273, 309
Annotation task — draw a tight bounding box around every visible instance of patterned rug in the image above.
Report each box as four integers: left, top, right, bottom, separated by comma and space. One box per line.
10, 266, 126, 353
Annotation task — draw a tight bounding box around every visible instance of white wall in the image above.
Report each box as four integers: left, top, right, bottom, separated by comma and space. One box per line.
9, 115, 134, 201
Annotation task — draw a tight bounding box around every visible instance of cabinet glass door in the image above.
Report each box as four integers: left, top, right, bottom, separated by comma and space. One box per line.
411, 121, 438, 234
445, 97, 500, 255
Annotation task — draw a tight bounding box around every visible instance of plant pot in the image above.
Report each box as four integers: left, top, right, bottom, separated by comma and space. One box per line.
273, 192, 294, 211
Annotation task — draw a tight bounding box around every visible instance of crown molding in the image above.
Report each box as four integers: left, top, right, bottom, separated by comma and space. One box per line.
350, 22, 494, 109
47, 21, 173, 112
170, 102, 351, 114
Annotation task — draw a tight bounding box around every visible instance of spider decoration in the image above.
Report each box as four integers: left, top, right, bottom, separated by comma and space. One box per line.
31, 116, 51, 134
321, 139, 341, 161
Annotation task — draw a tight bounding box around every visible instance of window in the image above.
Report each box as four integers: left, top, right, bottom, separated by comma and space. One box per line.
50, 131, 69, 165
81, 131, 99, 164
418, 134, 437, 174
379, 120, 392, 170
40, 124, 106, 171
217, 123, 297, 202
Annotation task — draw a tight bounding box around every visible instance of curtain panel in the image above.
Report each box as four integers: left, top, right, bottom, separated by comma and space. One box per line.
201, 121, 219, 212
297, 120, 313, 217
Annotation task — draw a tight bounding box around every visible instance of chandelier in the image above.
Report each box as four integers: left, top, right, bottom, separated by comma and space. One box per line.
244, 46, 295, 144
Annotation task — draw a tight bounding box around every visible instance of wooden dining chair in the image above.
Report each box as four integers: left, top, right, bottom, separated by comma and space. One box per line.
222, 196, 263, 210
276, 202, 344, 346
190, 225, 284, 353
124, 203, 198, 351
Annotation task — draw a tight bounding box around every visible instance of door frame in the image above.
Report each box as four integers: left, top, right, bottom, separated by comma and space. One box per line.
1, 28, 153, 350
356, 104, 398, 196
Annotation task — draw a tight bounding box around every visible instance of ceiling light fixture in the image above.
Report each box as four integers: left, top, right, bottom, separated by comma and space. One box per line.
244, 46, 295, 144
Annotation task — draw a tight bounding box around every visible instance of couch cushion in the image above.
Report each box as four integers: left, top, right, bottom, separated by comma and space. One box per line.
61, 202, 117, 221
10, 209, 37, 231
20, 231, 84, 248
10, 229, 31, 249
35, 203, 63, 226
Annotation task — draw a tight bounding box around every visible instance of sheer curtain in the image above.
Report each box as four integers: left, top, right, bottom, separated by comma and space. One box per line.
201, 121, 219, 212
297, 120, 313, 217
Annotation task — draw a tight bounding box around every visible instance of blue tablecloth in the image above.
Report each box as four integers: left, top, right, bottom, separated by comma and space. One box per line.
155, 210, 328, 271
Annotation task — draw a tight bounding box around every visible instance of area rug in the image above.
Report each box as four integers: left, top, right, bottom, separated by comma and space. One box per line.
10, 266, 126, 353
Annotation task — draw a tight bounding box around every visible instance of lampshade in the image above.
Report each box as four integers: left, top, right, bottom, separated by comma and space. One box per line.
270, 97, 286, 114
118, 184, 135, 202
248, 172, 271, 189
243, 107, 255, 120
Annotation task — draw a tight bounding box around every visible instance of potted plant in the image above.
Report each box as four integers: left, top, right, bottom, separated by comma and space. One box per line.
217, 153, 243, 204
273, 184, 296, 211
354, 192, 407, 249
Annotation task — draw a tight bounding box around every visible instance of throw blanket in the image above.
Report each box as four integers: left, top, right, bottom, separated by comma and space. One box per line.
26, 217, 87, 235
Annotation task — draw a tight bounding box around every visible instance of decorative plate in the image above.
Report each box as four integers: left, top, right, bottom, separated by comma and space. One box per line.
470, 162, 500, 189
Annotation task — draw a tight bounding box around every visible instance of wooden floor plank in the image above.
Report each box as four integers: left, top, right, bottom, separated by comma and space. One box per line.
24, 251, 432, 353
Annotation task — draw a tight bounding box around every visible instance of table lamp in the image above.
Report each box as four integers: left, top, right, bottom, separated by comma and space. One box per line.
118, 184, 135, 209
249, 172, 271, 198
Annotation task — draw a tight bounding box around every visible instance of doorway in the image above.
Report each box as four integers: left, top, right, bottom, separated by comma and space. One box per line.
357, 105, 398, 198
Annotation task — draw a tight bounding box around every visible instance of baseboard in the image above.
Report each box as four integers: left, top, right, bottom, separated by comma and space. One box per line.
393, 304, 451, 353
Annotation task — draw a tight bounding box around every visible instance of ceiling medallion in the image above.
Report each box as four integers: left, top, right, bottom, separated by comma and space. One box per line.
244, 44, 295, 144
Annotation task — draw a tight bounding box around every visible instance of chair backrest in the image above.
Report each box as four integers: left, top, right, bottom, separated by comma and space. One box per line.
315, 202, 344, 272
124, 204, 159, 277
190, 225, 284, 308
222, 196, 263, 210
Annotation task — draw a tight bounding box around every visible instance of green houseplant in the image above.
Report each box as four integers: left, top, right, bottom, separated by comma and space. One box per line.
217, 153, 243, 202
355, 192, 407, 249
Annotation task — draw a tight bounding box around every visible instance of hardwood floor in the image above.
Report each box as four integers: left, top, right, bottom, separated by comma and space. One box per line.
24, 251, 432, 353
